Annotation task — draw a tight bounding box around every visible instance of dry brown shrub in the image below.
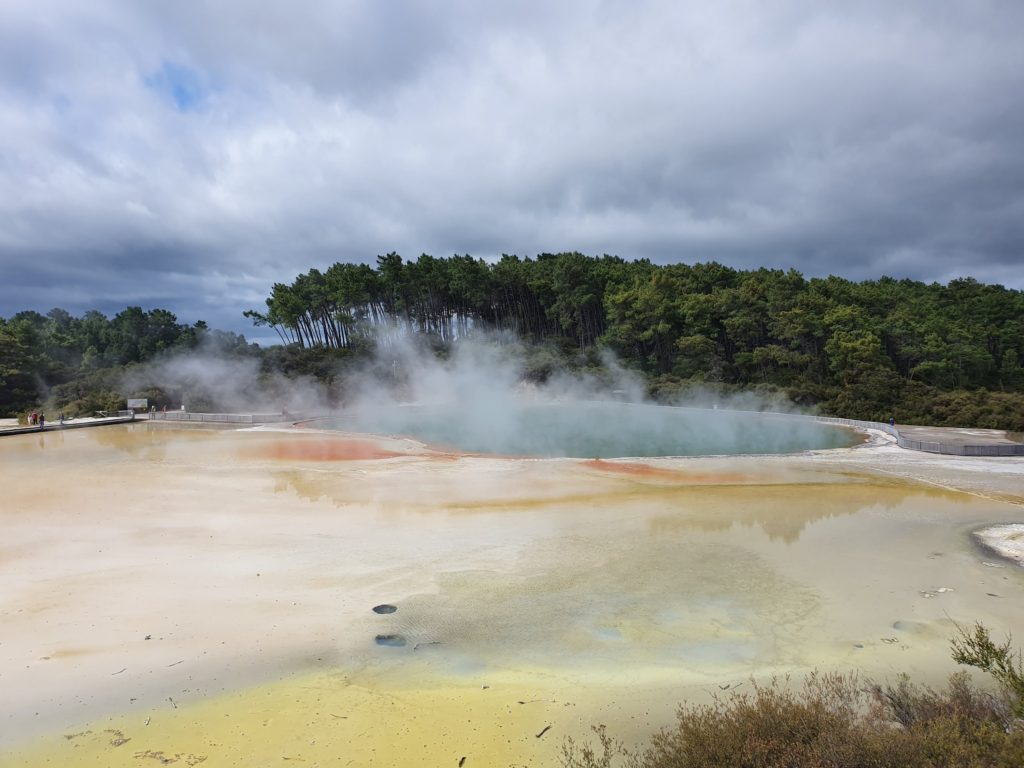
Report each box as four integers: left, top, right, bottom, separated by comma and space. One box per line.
562, 667, 1024, 768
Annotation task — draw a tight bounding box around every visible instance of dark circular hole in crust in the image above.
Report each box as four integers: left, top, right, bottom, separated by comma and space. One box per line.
375, 634, 407, 647
372, 604, 398, 614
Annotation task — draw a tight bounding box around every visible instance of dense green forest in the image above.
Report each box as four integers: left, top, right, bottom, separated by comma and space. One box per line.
245, 252, 1024, 428
0, 307, 253, 416
3, 252, 1024, 429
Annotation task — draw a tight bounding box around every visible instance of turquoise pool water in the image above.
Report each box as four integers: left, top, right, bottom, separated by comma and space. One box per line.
319, 402, 858, 457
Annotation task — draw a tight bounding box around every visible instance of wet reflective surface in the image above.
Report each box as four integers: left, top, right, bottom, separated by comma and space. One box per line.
1, 425, 1022, 767
320, 402, 859, 457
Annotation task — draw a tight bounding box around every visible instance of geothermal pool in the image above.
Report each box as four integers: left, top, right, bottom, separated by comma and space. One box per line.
321, 402, 858, 457
1, 423, 1023, 767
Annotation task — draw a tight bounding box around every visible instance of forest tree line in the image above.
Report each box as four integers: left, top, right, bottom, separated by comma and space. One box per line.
0, 306, 253, 416
3, 252, 1024, 429
247, 252, 1024, 428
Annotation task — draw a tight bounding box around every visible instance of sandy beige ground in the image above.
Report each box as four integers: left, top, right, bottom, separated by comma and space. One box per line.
1, 423, 1022, 767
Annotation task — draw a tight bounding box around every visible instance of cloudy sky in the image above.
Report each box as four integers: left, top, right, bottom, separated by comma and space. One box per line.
2, 1, 1022, 343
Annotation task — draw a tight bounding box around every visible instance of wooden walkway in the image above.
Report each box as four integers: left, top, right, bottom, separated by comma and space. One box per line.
0, 414, 136, 437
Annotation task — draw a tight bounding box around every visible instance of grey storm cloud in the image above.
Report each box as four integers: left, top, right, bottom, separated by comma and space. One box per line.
1, 0, 1023, 341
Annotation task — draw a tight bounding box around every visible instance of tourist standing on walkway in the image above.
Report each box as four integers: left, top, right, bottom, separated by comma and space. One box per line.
38, 413, 45, 430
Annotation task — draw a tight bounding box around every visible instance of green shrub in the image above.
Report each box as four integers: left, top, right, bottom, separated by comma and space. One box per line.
951, 622, 1024, 721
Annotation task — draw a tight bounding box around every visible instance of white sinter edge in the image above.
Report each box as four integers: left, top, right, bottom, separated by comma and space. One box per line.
974, 523, 1024, 567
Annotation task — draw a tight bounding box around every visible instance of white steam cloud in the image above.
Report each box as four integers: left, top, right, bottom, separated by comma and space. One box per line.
120, 332, 851, 457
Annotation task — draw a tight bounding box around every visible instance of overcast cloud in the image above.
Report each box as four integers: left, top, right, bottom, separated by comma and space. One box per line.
1, 0, 1022, 343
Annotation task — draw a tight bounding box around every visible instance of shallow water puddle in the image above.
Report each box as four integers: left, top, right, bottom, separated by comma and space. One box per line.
2, 426, 1023, 766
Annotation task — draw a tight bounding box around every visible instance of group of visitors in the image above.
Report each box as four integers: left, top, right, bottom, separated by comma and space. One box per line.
27, 411, 65, 429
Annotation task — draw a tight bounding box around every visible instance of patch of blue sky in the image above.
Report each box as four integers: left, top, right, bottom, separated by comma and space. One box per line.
51, 93, 71, 114
143, 61, 209, 112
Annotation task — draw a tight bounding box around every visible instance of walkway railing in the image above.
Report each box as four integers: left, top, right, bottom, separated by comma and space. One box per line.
812, 415, 1024, 457
150, 412, 292, 424
0, 411, 135, 437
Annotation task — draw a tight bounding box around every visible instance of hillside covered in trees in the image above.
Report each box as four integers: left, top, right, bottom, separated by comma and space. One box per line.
246, 253, 1024, 429
0, 307, 253, 416
3, 253, 1024, 430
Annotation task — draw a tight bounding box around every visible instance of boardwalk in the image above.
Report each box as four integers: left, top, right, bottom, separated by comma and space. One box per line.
0, 413, 135, 436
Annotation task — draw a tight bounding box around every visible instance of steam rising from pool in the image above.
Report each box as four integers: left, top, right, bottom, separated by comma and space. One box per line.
121, 332, 853, 456
319, 339, 855, 457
